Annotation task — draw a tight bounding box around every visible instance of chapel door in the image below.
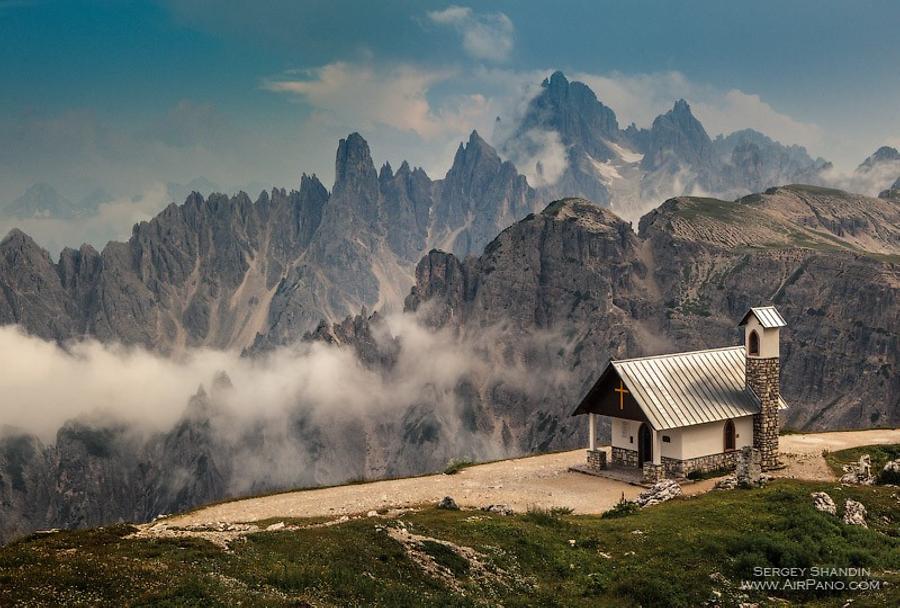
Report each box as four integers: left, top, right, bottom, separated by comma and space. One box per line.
724, 420, 736, 451
638, 423, 653, 467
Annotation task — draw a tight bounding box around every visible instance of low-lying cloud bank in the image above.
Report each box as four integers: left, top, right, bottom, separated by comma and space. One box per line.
0, 314, 566, 445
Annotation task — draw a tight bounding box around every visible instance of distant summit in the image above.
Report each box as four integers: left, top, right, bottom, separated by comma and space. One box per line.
2, 183, 78, 219
498, 71, 831, 212
858, 145, 900, 172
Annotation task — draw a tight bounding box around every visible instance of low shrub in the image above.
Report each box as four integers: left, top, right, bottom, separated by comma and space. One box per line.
521, 505, 573, 526
601, 500, 639, 519
443, 459, 475, 475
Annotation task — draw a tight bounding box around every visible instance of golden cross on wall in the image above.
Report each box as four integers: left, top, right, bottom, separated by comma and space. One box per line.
614, 380, 629, 410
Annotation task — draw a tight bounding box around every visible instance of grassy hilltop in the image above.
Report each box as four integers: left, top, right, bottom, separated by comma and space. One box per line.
1, 450, 899, 607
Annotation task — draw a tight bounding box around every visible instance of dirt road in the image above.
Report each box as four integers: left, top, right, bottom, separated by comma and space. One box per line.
162, 429, 899, 526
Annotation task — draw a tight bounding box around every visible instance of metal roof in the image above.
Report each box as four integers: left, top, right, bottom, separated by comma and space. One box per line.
738, 306, 787, 328
609, 346, 787, 431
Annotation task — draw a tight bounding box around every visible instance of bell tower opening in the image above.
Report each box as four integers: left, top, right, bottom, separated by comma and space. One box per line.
748, 330, 760, 356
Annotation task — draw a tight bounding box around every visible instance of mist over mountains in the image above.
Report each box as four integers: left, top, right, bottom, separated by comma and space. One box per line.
1, 71, 898, 543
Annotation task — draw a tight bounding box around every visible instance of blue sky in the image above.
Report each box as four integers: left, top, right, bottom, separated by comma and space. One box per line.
2, 0, 899, 207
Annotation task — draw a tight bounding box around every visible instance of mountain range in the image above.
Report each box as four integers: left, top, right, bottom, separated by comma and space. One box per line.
1, 71, 899, 544
497, 71, 838, 216
2, 183, 897, 544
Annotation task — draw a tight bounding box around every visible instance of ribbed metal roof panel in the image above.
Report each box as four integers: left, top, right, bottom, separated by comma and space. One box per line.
611, 346, 768, 430
740, 306, 787, 328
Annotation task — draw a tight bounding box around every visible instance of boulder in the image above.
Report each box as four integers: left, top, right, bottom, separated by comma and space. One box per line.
481, 504, 513, 516
811, 492, 836, 515
842, 499, 867, 527
879, 459, 900, 484
714, 476, 737, 490
265, 521, 286, 531
438, 496, 460, 510
635, 479, 682, 507
840, 455, 875, 485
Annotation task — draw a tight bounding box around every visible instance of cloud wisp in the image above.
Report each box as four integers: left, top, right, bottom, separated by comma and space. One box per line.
427, 5, 515, 63
263, 61, 491, 141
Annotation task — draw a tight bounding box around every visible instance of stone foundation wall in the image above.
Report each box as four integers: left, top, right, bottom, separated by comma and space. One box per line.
746, 357, 781, 470
662, 451, 738, 478
642, 463, 665, 484
612, 447, 639, 468
586, 449, 607, 471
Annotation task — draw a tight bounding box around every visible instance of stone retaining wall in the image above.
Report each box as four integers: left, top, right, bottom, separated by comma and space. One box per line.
662, 451, 738, 478
642, 463, 665, 484
586, 449, 607, 471
612, 447, 639, 468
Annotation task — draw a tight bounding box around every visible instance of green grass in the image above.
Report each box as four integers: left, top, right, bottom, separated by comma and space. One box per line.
824, 443, 900, 481
1, 480, 898, 607
672, 196, 746, 223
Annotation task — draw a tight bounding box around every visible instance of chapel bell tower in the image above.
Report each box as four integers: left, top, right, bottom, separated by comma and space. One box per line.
738, 306, 786, 470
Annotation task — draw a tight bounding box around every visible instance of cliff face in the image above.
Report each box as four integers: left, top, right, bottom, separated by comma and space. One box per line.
408, 187, 900, 434
0, 132, 542, 352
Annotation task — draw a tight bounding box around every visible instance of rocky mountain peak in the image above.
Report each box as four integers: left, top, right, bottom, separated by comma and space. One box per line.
379, 162, 394, 182
642, 98, 713, 171
334, 132, 377, 193
541, 197, 622, 225
298, 173, 326, 198
447, 130, 502, 186
1, 228, 46, 257
858, 145, 900, 171
542, 70, 569, 90
524, 71, 619, 145
672, 98, 691, 115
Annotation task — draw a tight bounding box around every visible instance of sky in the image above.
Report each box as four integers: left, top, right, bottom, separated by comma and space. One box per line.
2, 0, 900, 224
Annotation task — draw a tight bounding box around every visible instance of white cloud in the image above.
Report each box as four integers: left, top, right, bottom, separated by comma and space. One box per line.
427, 5, 514, 62
264, 61, 491, 141
0, 314, 565, 446
500, 128, 568, 187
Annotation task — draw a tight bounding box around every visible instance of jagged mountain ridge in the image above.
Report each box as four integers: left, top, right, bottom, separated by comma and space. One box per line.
0, 131, 540, 351
406, 186, 899, 435
2, 186, 897, 544
499, 71, 835, 213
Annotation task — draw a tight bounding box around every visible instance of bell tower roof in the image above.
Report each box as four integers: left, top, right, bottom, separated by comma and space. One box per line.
738, 306, 786, 329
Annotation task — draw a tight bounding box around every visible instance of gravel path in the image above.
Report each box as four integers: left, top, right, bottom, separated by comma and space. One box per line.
162, 429, 899, 526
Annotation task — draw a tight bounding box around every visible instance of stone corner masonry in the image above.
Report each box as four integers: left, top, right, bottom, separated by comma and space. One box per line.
745, 356, 781, 470
586, 449, 607, 471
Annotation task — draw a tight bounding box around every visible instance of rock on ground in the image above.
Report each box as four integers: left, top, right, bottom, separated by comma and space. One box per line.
840, 455, 875, 485
880, 459, 900, 483
842, 499, 868, 527
811, 492, 836, 515
438, 496, 459, 510
635, 479, 682, 507
714, 476, 737, 490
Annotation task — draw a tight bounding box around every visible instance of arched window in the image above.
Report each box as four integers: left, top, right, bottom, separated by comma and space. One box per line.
748, 330, 760, 356
724, 420, 736, 451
